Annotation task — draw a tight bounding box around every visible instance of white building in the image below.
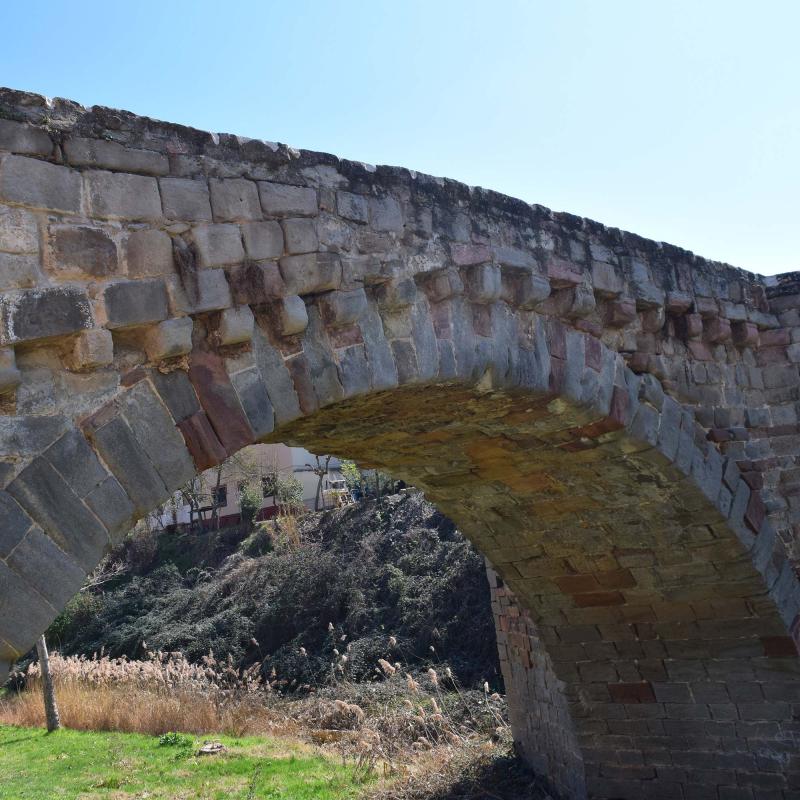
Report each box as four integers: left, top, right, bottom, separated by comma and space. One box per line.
149, 443, 344, 529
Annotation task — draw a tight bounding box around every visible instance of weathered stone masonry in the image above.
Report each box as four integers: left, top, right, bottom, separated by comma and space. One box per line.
0, 87, 799, 799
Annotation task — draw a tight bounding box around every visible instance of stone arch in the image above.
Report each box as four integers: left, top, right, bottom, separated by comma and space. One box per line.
0, 89, 799, 798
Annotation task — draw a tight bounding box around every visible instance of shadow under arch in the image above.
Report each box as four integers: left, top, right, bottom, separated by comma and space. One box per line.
3, 287, 800, 800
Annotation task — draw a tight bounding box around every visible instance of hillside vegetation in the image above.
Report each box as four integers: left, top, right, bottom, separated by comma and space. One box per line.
46, 491, 501, 691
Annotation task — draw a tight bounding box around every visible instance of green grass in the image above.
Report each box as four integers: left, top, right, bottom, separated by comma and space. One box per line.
0, 724, 369, 799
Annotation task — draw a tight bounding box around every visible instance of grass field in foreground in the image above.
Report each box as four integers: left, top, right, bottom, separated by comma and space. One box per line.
0, 724, 368, 800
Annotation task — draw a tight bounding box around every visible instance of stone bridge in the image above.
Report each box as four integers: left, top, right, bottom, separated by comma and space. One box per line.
0, 88, 798, 799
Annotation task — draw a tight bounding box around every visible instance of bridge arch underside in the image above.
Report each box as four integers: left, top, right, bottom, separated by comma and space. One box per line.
2, 327, 799, 800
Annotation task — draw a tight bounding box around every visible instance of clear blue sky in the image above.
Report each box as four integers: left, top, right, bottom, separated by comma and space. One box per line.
2, 1, 797, 275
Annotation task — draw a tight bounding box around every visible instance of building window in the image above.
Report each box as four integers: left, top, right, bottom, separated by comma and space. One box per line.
212, 485, 228, 508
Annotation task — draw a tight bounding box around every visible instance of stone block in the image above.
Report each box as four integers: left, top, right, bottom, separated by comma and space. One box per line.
64, 138, 168, 175
258, 182, 317, 216
592, 260, 624, 297
0, 251, 40, 291
666, 291, 693, 313
606, 298, 637, 327
462, 263, 502, 304
144, 317, 193, 360
50, 224, 118, 277
89, 414, 168, 514
241, 220, 283, 260
177, 410, 227, 470
160, 177, 213, 221
279, 252, 341, 295
320, 288, 367, 327
281, 218, 318, 254
151, 369, 200, 423
0, 205, 38, 253
0, 560, 61, 655
0, 348, 21, 395
126, 228, 174, 278
230, 367, 274, 439
7, 457, 110, 572
501, 270, 551, 309
0, 489, 33, 558
251, 323, 302, 424
451, 243, 491, 266
0, 119, 53, 156
705, 317, 732, 343
217, 306, 254, 345
0, 154, 81, 213
209, 178, 261, 221
191, 223, 244, 267
104, 279, 168, 329
168, 268, 232, 314
421, 267, 464, 303
7, 525, 86, 610
228, 261, 286, 305
492, 245, 536, 269
67, 328, 114, 370
0, 286, 94, 344
118, 381, 196, 492
277, 294, 309, 335
84, 476, 136, 543
336, 191, 368, 223
0, 415, 68, 457
188, 348, 254, 453
368, 196, 403, 232
85, 170, 162, 221
44, 428, 108, 499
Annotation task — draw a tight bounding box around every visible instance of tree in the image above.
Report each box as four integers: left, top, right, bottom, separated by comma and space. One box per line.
306, 455, 332, 511
36, 635, 60, 732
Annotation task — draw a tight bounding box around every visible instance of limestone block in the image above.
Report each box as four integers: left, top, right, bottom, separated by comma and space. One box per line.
209, 178, 261, 221
704, 316, 732, 343
0, 155, 81, 214
628, 258, 664, 308
368, 196, 403, 232
69, 329, 114, 370
85, 170, 162, 221
320, 288, 368, 327
463, 263, 502, 304
0, 287, 94, 344
258, 182, 317, 217
336, 191, 368, 223
375, 278, 417, 310
567, 283, 596, 319
168, 268, 232, 314
50, 225, 118, 278
0, 252, 40, 291
0, 119, 53, 156
144, 317, 193, 360
605, 298, 637, 328
0, 205, 38, 253
241, 220, 283, 260
0, 348, 21, 395
228, 261, 286, 305
217, 306, 254, 345
279, 252, 341, 295
64, 138, 168, 175
191, 223, 244, 267
501, 270, 551, 309
126, 228, 174, 278
281, 218, 318, 254
278, 295, 309, 335
159, 177, 213, 221
104, 279, 169, 329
